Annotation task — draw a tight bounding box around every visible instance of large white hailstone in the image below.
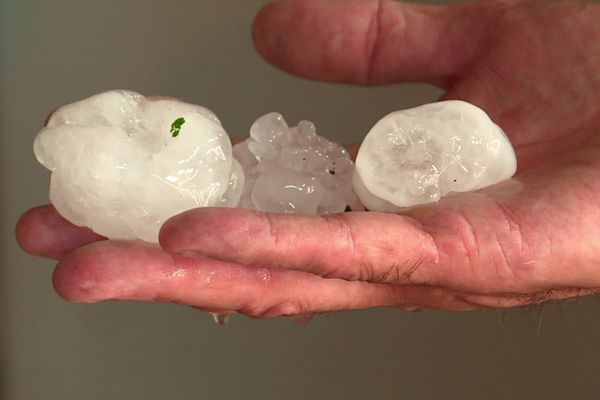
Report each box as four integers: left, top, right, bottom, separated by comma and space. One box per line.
233, 113, 362, 214
354, 101, 517, 212
34, 90, 243, 243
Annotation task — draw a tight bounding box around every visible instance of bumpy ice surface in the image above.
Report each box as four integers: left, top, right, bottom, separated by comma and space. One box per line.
354, 101, 517, 212
233, 113, 362, 214
34, 90, 243, 242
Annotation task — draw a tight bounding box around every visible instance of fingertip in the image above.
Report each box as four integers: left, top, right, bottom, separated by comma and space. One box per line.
16, 205, 105, 260
251, 0, 300, 64
157, 208, 196, 252
15, 206, 40, 255
52, 244, 101, 303
160, 207, 258, 255
251, 0, 375, 83
16, 205, 69, 259
53, 240, 171, 303
251, 1, 279, 63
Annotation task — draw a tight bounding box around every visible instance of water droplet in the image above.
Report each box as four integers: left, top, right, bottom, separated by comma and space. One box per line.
211, 313, 231, 325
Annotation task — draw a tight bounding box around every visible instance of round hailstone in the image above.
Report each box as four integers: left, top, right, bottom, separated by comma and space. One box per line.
34, 90, 243, 242
233, 113, 362, 214
353, 101, 517, 212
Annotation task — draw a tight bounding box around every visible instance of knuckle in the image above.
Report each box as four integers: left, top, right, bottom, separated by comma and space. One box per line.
424, 199, 531, 290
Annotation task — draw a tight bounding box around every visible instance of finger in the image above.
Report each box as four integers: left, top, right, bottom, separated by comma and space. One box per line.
159, 207, 439, 285
53, 240, 476, 316
16, 205, 105, 260
160, 193, 600, 297
346, 143, 360, 161
252, 0, 503, 86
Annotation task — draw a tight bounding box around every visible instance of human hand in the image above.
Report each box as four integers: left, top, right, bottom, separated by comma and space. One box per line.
17, 0, 600, 317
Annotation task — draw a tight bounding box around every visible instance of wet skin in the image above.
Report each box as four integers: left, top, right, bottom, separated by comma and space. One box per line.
17, 0, 600, 317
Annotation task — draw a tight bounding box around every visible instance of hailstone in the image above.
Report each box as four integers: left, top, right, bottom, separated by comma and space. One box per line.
233, 113, 362, 214
34, 91, 516, 245
34, 90, 243, 243
353, 101, 517, 212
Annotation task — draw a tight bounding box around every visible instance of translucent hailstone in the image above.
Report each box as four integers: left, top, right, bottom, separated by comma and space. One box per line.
233, 113, 362, 214
34, 90, 243, 242
354, 101, 517, 212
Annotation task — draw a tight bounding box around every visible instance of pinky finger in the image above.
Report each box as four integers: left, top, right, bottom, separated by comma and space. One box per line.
53, 240, 477, 317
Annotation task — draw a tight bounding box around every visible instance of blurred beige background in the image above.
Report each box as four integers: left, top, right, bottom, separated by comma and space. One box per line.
2, 1, 600, 399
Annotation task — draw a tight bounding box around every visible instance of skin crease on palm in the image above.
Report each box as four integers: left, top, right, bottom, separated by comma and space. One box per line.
15, 0, 600, 319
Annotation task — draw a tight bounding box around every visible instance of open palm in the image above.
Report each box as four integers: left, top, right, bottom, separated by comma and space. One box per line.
17, 0, 600, 316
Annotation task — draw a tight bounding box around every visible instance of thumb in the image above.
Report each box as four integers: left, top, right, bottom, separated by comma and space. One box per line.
252, 0, 504, 87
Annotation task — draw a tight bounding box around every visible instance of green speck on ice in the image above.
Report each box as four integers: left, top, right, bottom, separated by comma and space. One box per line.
170, 117, 186, 137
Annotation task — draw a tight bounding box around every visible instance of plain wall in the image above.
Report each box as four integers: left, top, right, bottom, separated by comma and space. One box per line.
2, 1, 600, 399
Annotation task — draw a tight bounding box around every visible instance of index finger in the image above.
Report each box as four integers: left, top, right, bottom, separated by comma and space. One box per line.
159, 208, 439, 285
